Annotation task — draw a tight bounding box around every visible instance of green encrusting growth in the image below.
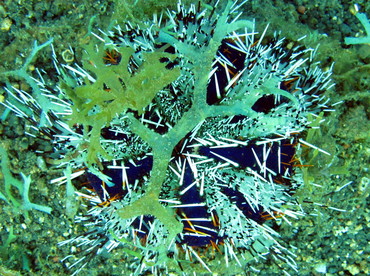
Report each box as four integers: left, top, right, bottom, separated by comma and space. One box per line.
64, 43, 180, 166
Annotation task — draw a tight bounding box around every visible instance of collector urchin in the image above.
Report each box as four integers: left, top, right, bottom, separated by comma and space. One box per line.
3, 0, 335, 275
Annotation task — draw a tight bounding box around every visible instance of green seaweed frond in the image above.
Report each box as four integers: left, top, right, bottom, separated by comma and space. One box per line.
0, 147, 52, 217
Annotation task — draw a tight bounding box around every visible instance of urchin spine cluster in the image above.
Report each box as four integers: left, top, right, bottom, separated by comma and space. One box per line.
2, 0, 335, 275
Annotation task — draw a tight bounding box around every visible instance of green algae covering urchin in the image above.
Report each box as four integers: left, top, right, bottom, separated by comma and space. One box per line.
2, 1, 336, 275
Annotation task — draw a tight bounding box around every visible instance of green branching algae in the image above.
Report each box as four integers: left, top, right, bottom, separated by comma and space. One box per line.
64, 43, 180, 166
0, 146, 52, 216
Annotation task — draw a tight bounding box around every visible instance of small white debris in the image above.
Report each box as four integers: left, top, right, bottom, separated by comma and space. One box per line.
314, 263, 327, 274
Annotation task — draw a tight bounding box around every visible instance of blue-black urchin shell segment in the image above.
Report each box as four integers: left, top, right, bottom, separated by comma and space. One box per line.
176, 160, 220, 247
198, 136, 298, 186
207, 39, 247, 105
220, 186, 267, 224
86, 157, 153, 202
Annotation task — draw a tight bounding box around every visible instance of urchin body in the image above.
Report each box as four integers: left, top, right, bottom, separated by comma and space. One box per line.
3, 1, 334, 275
